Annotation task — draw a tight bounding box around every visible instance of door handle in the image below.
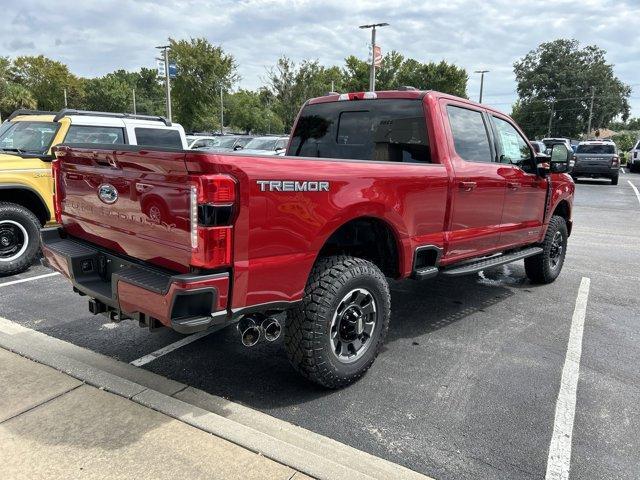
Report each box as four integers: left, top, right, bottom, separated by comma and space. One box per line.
459, 181, 477, 192
507, 182, 521, 190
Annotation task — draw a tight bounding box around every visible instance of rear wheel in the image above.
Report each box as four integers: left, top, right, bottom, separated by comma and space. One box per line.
611, 174, 619, 185
524, 215, 568, 284
0, 203, 41, 277
285, 255, 390, 388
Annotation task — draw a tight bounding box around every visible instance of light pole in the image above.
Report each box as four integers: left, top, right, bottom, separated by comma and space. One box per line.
359, 23, 389, 92
474, 70, 489, 103
156, 44, 172, 121
219, 87, 224, 134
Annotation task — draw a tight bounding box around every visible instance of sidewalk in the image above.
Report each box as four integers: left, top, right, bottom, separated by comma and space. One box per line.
0, 348, 307, 480
0, 317, 431, 480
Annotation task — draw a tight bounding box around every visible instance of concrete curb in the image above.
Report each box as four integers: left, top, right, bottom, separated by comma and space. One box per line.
0, 317, 432, 480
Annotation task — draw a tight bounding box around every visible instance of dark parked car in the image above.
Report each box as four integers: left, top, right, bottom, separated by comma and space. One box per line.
530, 140, 547, 154
571, 140, 620, 185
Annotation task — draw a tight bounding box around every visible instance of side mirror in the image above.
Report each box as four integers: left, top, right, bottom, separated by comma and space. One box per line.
549, 143, 570, 173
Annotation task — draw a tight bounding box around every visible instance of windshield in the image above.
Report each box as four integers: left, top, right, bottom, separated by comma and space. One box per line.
0, 121, 58, 154
576, 144, 615, 154
244, 138, 278, 150
215, 137, 239, 148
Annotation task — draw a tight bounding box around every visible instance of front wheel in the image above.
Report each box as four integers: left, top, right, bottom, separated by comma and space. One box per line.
0, 202, 41, 277
285, 255, 390, 388
524, 215, 568, 284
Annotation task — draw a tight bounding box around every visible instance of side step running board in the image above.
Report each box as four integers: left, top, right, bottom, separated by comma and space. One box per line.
441, 247, 543, 277
412, 266, 439, 280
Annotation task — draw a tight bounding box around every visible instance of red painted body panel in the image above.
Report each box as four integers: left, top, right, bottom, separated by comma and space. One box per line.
57, 147, 192, 272
117, 274, 229, 328
48, 90, 575, 320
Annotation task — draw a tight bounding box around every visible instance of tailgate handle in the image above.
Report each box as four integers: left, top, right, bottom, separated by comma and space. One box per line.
92, 151, 119, 169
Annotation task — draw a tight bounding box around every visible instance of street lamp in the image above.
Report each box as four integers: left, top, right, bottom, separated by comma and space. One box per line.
359, 23, 389, 92
474, 70, 489, 104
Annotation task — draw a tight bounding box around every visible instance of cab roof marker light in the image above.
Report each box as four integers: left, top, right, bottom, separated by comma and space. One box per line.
338, 94, 350, 101
363, 92, 378, 99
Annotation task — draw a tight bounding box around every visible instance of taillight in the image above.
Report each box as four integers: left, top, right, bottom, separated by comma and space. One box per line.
190, 174, 236, 268
51, 159, 63, 224
612, 155, 619, 167
570, 155, 576, 167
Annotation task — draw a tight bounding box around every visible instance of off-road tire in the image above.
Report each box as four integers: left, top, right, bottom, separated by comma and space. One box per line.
524, 215, 568, 284
285, 255, 390, 388
0, 202, 41, 277
611, 174, 619, 185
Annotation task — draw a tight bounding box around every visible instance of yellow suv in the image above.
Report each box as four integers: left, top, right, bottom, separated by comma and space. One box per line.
0, 109, 187, 276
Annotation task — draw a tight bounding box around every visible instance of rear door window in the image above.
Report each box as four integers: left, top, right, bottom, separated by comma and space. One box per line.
134, 128, 182, 148
65, 125, 125, 144
287, 99, 431, 163
446, 105, 493, 163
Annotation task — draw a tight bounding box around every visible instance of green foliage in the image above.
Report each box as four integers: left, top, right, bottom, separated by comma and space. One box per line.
0, 57, 37, 119
81, 68, 165, 116
227, 89, 283, 134
169, 37, 239, 131
612, 131, 639, 153
83, 74, 132, 113
341, 51, 468, 97
265, 57, 343, 131
0, 82, 37, 118
9, 55, 84, 110
512, 39, 631, 138
610, 117, 640, 131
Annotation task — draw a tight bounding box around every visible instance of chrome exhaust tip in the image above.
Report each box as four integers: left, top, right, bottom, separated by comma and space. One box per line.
238, 316, 261, 347
241, 326, 261, 347
262, 317, 282, 342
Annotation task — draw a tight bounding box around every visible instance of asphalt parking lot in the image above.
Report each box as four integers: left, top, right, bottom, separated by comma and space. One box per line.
1, 171, 639, 480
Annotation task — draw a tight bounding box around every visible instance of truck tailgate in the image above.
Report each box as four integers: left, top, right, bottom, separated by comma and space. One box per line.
54, 145, 192, 272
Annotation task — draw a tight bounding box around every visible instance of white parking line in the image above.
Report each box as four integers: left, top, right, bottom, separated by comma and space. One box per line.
130, 329, 215, 367
628, 180, 640, 206
545, 277, 591, 480
0, 272, 60, 288
620, 167, 626, 174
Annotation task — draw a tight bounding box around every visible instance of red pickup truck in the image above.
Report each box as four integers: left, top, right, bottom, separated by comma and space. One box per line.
42, 89, 574, 388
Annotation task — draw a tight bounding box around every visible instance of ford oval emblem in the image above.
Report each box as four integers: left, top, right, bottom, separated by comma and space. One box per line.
97, 183, 118, 204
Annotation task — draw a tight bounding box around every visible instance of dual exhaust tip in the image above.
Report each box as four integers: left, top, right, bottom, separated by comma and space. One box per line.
238, 315, 282, 347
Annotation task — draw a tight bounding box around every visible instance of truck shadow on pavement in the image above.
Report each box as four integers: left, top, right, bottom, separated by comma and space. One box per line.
144, 264, 539, 410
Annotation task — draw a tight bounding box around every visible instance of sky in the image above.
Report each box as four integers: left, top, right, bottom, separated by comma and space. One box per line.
2, 0, 640, 117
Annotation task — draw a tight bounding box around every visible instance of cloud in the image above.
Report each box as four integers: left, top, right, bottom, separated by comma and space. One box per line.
6, 38, 36, 51
1, 0, 639, 116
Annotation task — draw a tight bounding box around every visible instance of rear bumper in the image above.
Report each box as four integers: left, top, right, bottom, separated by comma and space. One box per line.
40, 228, 230, 334
572, 164, 618, 177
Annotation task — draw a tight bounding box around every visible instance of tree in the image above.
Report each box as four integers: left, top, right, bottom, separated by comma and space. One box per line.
83, 74, 132, 113
169, 38, 239, 131
512, 39, 631, 138
0, 57, 37, 119
610, 118, 640, 131
9, 55, 84, 111
0, 82, 37, 119
266, 57, 343, 131
342, 51, 468, 97
226, 89, 283, 134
